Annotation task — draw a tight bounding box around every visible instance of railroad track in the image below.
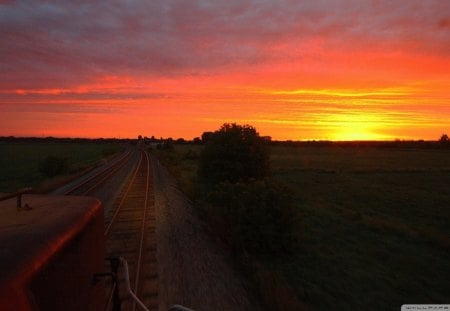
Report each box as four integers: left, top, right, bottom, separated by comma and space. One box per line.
104, 150, 157, 311
60, 147, 158, 310
63, 149, 133, 196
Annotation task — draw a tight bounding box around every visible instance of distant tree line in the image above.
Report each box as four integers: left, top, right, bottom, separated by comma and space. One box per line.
3, 133, 449, 149
145, 133, 450, 149
0, 136, 132, 144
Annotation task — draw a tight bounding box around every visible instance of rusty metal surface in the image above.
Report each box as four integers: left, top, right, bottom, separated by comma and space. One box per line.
0, 194, 103, 309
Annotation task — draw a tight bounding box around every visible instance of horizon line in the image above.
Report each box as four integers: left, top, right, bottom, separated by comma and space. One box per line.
0, 135, 446, 143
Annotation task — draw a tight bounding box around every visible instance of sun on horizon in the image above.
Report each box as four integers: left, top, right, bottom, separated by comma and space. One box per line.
0, 1, 449, 141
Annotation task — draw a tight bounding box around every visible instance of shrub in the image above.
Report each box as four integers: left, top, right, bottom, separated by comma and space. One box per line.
204, 179, 298, 255
183, 149, 198, 160
439, 134, 449, 145
198, 123, 270, 183
157, 139, 174, 150
39, 156, 69, 177
163, 139, 174, 150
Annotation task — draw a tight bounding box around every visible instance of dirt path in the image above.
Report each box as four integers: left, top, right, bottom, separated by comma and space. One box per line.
150, 155, 258, 311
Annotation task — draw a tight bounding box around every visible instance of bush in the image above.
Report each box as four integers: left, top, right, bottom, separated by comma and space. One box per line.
157, 140, 174, 150
198, 123, 270, 183
204, 179, 298, 255
183, 149, 198, 160
439, 134, 449, 146
39, 156, 69, 177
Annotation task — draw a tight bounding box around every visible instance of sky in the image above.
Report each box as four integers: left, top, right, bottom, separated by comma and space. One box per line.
1, 0, 449, 140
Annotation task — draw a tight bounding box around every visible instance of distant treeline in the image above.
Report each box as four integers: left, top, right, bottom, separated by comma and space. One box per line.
2, 135, 449, 149
0, 136, 133, 144
175, 135, 450, 149
269, 139, 450, 149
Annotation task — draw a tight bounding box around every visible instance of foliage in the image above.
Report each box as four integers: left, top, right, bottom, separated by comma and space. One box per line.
197, 123, 294, 254
198, 123, 270, 183
156, 139, 174, 150
201, 131, 214, 143
153, 144, 201, 198
439, 133, 449, 143
183, 148, 198, 160
204, 178, 298, 255
39, 156, 69, 177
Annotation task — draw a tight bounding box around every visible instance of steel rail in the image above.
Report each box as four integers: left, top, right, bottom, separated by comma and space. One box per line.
169, 305, 195, 311
64, 150, 131, 195
64, 150, 132, 195
103, 151, 143, 237
104, 150, 161, 310
132, 151, 151, 311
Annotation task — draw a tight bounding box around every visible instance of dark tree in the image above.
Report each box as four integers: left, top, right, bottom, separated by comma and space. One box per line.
439, 134, 449, 143
162, 138, 174, 150
201, 131, 214, 143
198, 123, 270, 183
205, 179, 298, 254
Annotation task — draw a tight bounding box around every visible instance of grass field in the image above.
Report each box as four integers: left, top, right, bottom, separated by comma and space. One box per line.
0, 141, 123, 192
155, 144, 450, 310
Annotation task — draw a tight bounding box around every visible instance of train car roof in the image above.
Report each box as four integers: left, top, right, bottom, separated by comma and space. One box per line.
0, 194, 101, 294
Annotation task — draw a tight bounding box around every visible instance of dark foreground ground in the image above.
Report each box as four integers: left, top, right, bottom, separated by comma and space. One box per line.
156, 143, 450, 310
1, 139, 449, 310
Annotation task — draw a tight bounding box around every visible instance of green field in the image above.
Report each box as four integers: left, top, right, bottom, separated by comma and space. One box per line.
0, 141, 123, 192
155, 144, 450, 310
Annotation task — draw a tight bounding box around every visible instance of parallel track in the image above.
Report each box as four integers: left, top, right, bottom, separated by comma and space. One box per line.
104, 151, 157, 310
64, 150, 132, 196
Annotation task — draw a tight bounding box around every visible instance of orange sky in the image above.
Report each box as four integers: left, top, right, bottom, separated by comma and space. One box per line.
1, 1, 449, 140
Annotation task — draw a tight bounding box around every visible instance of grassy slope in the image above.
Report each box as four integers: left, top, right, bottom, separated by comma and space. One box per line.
0, 141, 122, 192
155, 144, 450, 310
271, 146, 450, 310
153, 145, 201, 197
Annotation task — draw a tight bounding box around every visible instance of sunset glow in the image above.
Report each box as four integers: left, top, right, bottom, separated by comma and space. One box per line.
1, 1, 449, 140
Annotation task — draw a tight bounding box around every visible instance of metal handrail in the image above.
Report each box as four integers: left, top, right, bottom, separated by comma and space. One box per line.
104, 257, 195, 311
117, 257, 149, 311
0, 187, 32, 210
169, 305, 195, 311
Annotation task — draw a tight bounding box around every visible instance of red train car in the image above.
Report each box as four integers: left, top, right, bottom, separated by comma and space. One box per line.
0, 194, 105, 311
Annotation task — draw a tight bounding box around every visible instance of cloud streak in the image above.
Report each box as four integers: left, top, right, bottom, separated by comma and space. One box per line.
1, 1, 449, 87
0, 0, 449, 139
